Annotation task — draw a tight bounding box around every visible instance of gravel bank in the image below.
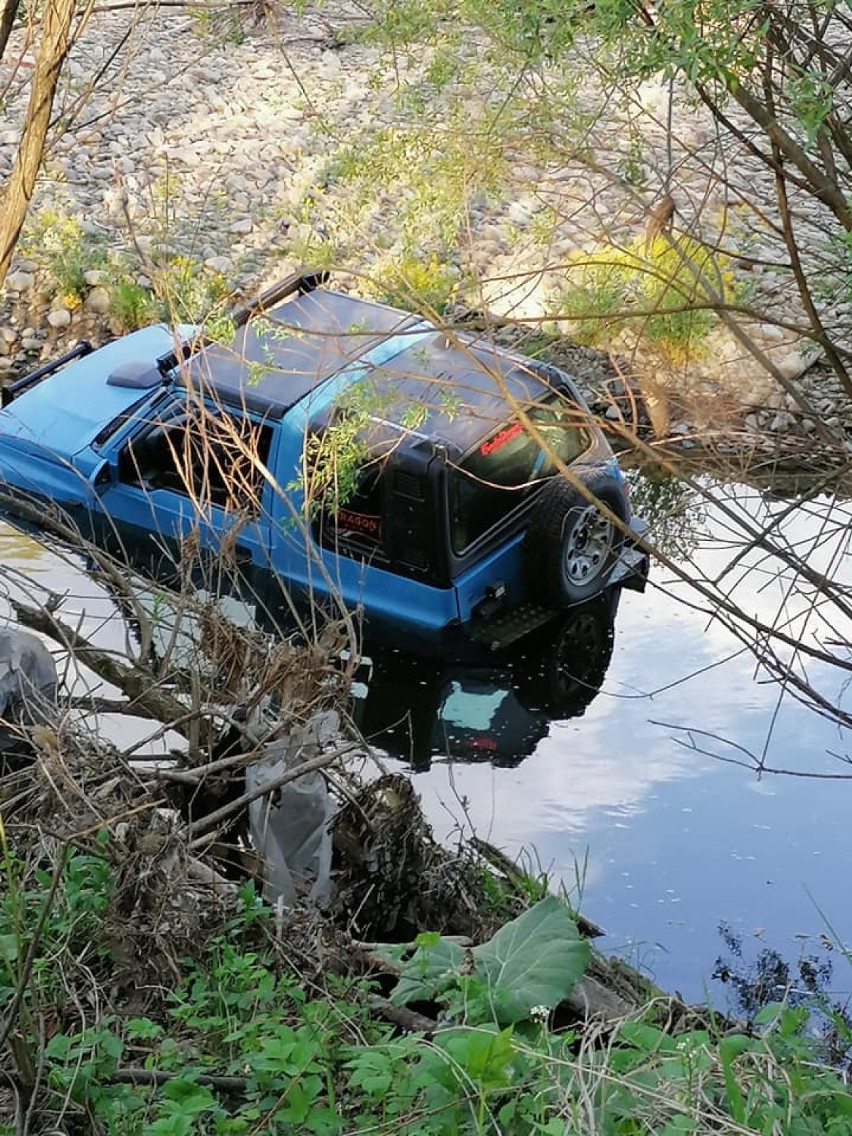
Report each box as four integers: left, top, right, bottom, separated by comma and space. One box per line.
1, 2, 851, 457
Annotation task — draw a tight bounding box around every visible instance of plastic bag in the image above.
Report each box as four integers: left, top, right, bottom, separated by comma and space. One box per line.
246, 710, 337, 908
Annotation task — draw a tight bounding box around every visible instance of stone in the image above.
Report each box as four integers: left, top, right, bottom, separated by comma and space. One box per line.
0, 327, 16, 345
205, 255, 233, 274
776, 351, 812, 382
84, 269, 108, 286
5, 271, 35, 293
768, 412, 791, 432
229, 218, 253, 235
85, 286, 111, 314
47, 308, 72, 329
21, 337, 41, 351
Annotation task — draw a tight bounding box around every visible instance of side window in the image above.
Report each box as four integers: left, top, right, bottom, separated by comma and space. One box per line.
119, 408, 272, 514
450, 398, 590, 553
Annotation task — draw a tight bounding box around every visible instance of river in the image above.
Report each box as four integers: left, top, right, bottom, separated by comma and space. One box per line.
2, 469, 851, 1009
364, 470, 852, 1009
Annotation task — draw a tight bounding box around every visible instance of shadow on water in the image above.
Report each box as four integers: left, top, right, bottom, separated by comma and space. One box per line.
358, 589, 619, 770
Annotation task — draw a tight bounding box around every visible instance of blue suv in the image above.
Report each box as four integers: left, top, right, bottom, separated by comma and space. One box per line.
0, 273, 647, 652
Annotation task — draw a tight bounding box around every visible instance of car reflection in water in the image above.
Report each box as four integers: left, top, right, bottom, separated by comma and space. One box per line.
358, 587, 621, 771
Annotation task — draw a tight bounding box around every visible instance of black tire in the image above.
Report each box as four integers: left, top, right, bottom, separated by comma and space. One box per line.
523, 474, 627, 608
515, 594, 616, 716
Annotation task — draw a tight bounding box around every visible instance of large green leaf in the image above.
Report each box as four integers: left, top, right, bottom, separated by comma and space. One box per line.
471, 896, 589, 1023
389, 897, 590, 1024
389, 936, 465, 1007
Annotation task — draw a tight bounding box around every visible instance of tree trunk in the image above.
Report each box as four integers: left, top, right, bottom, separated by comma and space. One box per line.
0, 0, 76, 286
0, 0, 21, 63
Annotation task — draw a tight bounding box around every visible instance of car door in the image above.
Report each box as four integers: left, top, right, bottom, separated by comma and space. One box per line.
95, 396, 275, 581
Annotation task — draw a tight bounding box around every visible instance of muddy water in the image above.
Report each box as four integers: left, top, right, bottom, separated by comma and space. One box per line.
3, 474, 852, 1007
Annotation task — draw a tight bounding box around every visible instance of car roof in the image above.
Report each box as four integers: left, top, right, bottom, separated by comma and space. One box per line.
356, 331, 561, 456
180, 287, 563, 448
181, 288, 423, 418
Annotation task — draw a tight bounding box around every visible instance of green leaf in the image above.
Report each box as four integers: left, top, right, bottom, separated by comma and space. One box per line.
471, 896, 590, 1023
0, 934, 18, 963
125, 1017, 163, 1041
389, 937, 465, 1006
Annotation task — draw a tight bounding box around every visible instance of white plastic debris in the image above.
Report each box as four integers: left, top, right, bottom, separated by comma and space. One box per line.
246, 710, 337, 908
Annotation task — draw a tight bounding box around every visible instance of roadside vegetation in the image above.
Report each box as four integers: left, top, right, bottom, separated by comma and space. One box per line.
4, 817, 852, 1133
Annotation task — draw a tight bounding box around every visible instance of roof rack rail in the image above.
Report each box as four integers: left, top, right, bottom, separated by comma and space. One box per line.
155, 270, 329, 378
1, 341, 94, 408
231, 269, 329, 328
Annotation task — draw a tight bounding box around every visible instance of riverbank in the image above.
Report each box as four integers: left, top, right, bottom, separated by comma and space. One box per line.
3, 670, 851, 1132
2, 583, 851, 1133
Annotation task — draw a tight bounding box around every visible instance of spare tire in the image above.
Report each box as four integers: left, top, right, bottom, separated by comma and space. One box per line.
523, 473, 628, 607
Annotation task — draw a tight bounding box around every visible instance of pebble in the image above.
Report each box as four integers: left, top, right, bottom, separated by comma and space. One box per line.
47, 308, 72, 329
205, 255, 233, 273
85, 286, 111, 314
5, 271, 35, 292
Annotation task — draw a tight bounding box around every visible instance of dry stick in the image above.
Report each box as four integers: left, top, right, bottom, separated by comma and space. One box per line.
366, 995, 439, 1037
0, 1070, 24, 1136
11, 600, 201, 741
0, 0, 21, 61
135, 744, 265, 783
107, 1068, 248, 1092
186, 743, 359, 843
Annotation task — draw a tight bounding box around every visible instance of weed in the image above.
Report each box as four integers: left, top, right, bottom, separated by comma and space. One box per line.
110, 280, 159, 331
6, 850, 852, 1136
155, 255, 230, 323
369, 253, 459, 315
551, 235, 735, 360
19, 207, 107, 304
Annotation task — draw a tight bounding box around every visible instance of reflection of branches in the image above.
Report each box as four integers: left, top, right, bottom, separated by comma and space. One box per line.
652, 720, 852, 778
626, 467, 706, 560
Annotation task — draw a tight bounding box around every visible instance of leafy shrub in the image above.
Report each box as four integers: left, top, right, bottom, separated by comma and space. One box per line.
553, 236, 735, 360
110, 280, 159, 331
19, 208, 105, 305
369, 253, 459, 315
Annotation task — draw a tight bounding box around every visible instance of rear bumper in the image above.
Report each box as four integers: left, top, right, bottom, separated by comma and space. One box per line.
609, 516, 650, 593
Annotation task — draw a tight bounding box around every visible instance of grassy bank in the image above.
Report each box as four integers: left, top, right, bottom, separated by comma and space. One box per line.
3, 829, 852, 1135
0, 502, 851, 1135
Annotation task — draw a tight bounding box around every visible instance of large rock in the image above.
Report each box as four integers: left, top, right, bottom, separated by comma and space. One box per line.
85, 286, 111, 314
5, 270, 36, 293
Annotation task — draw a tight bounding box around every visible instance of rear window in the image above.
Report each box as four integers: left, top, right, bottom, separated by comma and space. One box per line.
450, 396, 590, 552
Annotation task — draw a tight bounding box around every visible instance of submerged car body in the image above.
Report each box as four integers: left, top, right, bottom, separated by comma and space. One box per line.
0, 273, 647, 652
